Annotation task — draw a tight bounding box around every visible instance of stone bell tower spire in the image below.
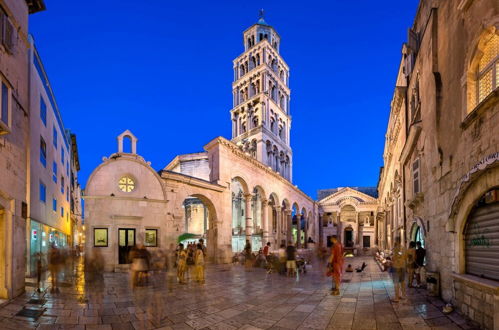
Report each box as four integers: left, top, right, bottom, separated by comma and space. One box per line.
230, 12, 292, 181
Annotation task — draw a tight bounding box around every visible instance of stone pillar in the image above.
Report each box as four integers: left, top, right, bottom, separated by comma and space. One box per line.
318, 213, 324, 248
286, 210, 292, 244
275, 206, 282, 246
297, 215, 302, 249
262, 199, 269, 245
356, 212, 360, 245
244, 193, 252, 243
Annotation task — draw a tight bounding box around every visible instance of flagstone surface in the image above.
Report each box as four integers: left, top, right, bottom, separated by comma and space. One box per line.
0, 257, 478, 329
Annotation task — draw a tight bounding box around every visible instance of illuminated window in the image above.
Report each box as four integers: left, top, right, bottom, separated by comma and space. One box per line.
413, 158, 420, 194
477, 34, 498, 103
118, 176, 135, 192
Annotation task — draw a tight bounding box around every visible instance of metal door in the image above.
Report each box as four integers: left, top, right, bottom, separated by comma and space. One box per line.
464, 202, 499, 280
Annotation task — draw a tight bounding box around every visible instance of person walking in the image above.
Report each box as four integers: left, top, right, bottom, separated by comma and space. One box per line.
194, 243, 205, 283
415, 241, 426, 287
263, 242, 271, 258
48, 243, 62, 293
177, 243, 188, 284
328, 235, 344, 295
286, 241, 297, 277
244, 240, 253, 271
407, 241, 417, 288
391, 239, 407, 302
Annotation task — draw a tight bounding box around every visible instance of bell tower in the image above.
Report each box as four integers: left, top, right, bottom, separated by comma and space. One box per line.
230, 11, 292, 181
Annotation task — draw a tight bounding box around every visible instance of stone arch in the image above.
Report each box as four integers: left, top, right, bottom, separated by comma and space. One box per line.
178, 192, 220, 262
231, 176, 249, 194
282, 198, 291, 210
117, 130, 138, 154
449, 166, 499, 273
268, 192, 279, 206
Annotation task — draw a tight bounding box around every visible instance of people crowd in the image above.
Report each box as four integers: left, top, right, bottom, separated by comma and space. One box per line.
36, 233, 426, 303
385, 239, 427, 302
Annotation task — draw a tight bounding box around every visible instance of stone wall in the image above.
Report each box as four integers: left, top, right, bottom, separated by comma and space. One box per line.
452, 275, 497, 330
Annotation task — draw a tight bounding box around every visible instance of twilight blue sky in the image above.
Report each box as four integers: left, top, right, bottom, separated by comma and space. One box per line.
30, 0, 419, 199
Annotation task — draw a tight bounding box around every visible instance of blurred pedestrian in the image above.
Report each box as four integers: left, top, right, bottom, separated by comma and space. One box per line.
415, 241, 426, 287
130, 244, 151, 287
286, 241, 297, 277
244, 240, 253, 271
391, 239, 407, 302
48, 243, 62, 293
194, 243, 205, 283
177, 243, 187, 284
36, 252, 44, 292
328, 235, 344, 295
407, 241, 417, 288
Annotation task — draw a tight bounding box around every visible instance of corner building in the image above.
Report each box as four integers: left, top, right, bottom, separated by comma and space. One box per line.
0, 0, 45, 300
377, 1, 498, 328
84, 18, 318, 270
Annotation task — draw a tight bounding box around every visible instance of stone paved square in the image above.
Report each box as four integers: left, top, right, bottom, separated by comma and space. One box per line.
0, 257, 480, 329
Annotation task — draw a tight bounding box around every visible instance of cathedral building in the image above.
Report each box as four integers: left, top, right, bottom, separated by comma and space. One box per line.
83, 16, 318, 269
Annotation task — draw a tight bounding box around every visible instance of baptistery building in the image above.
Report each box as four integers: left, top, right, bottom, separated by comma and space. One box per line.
84, 16, 318, 269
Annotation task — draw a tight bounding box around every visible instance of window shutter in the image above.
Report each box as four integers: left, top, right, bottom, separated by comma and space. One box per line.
464, 202, 499, 281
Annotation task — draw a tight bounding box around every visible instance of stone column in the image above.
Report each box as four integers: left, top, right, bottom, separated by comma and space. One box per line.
286, 210, 292, 244
244, 193, 252, 243
261, 199, 269, 245
297, 215, 302, 249
318, 213, 324, 248
275, 206, 282, 246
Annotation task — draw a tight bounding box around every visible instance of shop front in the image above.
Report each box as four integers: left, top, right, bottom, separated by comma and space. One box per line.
28, 220, 68, 276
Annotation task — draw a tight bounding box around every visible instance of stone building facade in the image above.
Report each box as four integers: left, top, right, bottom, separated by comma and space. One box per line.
0, 0, 45, 300
317, 187, 378, 254
84, 18, 318, 271
377, 1, 498, 328
26, 36, 81, 276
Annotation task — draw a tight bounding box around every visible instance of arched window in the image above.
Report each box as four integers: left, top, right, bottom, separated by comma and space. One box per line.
280, 95, 285, 109
477, 33, 498, 104
250, 139, 257, 158
280, 70, 285, 81
250, 56, 256, 70
239, 65, 245, 77
271, 59, 277, 72
270, 117, 275, 133
468, 31, 498, 112
252, 116, 259, 128
271, 86, 277, 101
256, 54, 260, 66
250, 83, 256, 97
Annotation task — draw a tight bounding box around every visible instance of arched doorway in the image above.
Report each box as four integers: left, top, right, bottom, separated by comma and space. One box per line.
182, 197, 208, 245
251, 187, 264, 251
291, 203, 299, 245
410, 221, 425, 248
231, 178, 246, 252
181, 194, 218, 262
